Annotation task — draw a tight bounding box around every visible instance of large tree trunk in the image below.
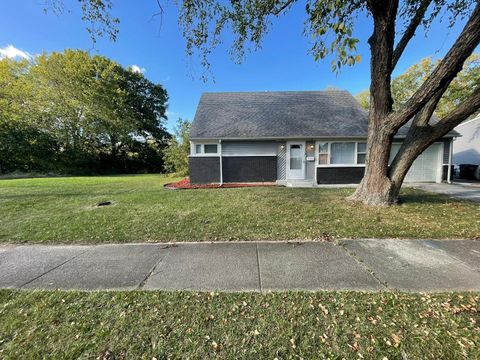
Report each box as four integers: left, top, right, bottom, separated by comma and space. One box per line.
349, 1, 480, 206
348, 0, 398, 206
348, 115, 396, 205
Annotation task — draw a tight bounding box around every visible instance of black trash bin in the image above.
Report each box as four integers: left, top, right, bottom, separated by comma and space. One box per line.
459, 164, 479, 180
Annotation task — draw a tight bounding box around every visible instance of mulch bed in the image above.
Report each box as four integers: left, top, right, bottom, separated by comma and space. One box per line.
164, 178, 277, 190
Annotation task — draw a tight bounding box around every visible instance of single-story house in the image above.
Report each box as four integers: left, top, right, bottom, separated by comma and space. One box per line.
189, 90, 456, 186
453, 115, 480, 166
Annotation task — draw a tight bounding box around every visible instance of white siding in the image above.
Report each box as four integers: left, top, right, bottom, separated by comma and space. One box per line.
221, 141, 277, 156
453, 117, 480, 165
277, 142, 286, 180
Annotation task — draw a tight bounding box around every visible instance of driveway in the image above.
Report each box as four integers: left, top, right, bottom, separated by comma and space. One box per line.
1, 239, 479, 292
413, 181, 480, 202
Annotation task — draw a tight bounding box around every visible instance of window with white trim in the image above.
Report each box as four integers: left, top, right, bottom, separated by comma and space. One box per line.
356, 142, 367, 164
317, 141, 367, 166
193, 143, 219, 155
204, 144, 218, 154
318, 142, 328, 164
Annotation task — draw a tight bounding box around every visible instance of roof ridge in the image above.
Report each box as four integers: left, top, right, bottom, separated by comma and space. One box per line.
201, 89, 351, 95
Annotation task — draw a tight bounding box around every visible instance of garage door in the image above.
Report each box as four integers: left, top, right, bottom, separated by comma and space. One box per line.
390, 143, 442, 182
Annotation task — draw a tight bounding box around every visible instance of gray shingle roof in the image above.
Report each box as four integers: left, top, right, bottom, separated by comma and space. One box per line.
190, 90, 457, 139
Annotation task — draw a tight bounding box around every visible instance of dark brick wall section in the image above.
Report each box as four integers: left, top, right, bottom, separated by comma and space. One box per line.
222, 156, 277, 182
189, 157, 220, 184
316, 167, 365, 184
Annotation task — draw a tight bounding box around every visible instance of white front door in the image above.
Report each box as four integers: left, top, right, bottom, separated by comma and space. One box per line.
287, 141, 305, 180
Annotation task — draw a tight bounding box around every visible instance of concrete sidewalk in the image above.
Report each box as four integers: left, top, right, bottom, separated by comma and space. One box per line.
1, 239, 479, 292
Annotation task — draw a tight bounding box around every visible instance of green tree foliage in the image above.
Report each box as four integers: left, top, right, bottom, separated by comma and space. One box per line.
163, 118, 191, 175
0, 59, 57, 173
392, 54, 480, 118
355, 53, 480, 118
355, 89, 370, 111
0, 50, 169, 174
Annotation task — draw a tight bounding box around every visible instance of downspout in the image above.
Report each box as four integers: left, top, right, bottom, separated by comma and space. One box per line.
447, 139, 453, 184
219, 139, 223, 186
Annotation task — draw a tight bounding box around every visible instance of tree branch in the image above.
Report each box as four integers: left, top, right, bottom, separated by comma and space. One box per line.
272, 0, 296, 16
392, 0, 432, 70
431, 87, 480, 137
387, 2, 480, 133
149, 0, 165, 32
411, 81, 450, 127
388, 88, 480, 183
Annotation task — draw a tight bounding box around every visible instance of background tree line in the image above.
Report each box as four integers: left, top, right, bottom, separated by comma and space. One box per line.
0, 49, 173, 175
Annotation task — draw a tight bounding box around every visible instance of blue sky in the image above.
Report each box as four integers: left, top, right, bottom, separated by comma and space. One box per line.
0, 1, 472, 132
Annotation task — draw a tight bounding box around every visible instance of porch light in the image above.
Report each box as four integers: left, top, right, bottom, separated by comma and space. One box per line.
309, 144, 314, 150
280, 144, 285, 149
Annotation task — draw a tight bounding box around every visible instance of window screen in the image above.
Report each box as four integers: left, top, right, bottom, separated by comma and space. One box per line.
330, 143, 355, 164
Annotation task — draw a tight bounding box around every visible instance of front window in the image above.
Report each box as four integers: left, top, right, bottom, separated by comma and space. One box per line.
317, 141, 367, 165
193, 143, 219, 155
204, 144, 218, 154
330, 142, 355, 164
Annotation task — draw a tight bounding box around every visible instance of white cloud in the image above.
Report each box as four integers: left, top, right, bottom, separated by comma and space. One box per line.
0, 45, 31, 60
130, 64, 146, 74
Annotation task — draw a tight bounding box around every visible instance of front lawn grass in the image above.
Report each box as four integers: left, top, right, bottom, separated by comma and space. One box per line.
0, 290, 478, 359
0, 174, 478, 243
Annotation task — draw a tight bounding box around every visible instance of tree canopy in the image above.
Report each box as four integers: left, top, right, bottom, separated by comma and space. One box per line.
0, 50, 169, 174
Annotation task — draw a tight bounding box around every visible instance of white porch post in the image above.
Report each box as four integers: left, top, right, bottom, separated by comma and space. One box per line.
219, 140, 223, 185
447, 139, 453, 184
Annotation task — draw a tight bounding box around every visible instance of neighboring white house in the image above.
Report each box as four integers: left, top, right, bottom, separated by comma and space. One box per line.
453, 116, 480, 165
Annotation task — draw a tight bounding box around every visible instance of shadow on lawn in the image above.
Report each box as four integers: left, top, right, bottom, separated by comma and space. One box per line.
398, 192, 460, 205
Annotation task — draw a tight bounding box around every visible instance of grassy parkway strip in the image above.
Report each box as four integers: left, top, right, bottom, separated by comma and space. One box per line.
0, 290, 478, 359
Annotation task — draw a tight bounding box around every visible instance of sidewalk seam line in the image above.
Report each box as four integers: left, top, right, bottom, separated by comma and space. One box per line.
137, 248, 170, 289
338, 242, 389, 290
255, 243, 263, 292
19, 248, 92, 288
